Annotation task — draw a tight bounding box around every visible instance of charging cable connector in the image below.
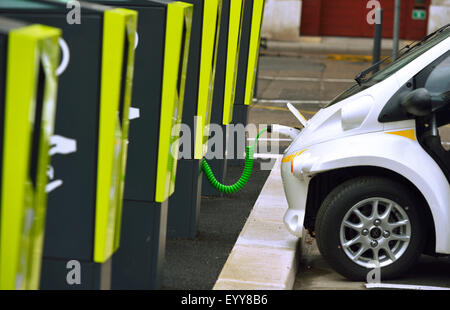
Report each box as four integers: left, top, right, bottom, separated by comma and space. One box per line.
267, 124, 301, 140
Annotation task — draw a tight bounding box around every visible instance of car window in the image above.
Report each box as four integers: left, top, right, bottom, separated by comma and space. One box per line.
425, 53, 450, 150
424, 54, 450, 94
415, 50, 450, 127
439, 126, 450, 151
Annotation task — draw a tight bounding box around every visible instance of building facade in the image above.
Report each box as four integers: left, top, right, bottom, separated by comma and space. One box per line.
300, 0, 430, 40
262, 0, 449, 41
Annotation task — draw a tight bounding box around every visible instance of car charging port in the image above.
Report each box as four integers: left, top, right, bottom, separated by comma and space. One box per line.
267, 124, 301, 140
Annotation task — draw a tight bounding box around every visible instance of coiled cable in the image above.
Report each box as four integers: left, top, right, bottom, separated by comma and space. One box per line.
201, 128, 267, 194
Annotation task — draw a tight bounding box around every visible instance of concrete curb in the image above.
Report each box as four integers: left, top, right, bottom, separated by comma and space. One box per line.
213, 156, 300, 290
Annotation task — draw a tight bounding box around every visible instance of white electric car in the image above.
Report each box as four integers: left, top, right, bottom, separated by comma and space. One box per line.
279, 24, 450, 280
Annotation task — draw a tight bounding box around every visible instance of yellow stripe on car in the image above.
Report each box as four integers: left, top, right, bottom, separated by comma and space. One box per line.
282, 149, 306, 163
385, 129, 417, 141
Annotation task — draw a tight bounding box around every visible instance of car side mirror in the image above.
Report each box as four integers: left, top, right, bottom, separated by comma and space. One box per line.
400, 88, 432, 117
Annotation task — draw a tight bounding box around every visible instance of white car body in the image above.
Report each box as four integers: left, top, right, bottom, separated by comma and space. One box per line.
281, 33, 450, 255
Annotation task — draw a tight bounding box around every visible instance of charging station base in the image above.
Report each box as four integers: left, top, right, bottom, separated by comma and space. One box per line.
167, 159, 202, 239
111, 200, 167, 290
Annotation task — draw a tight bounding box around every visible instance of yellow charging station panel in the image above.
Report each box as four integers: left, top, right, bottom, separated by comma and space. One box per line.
194, 0, 223, 159
0, 23, 61, 290
244, 0, 264, 106
94, 8, 137, 263
155, 2, 193, 203
222, 0, 245, 125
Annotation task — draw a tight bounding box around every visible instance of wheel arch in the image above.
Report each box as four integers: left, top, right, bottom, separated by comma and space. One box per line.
304, 165, 437, 255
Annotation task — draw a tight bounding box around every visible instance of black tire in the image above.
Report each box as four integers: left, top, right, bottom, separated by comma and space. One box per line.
315, 176, 427, 281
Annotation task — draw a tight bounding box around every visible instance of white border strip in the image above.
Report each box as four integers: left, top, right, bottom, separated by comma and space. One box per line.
365, 283, 450, 290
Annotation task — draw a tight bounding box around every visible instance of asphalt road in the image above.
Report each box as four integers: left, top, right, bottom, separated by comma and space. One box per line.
294, 232, 450, 290
162, 159, 271, 290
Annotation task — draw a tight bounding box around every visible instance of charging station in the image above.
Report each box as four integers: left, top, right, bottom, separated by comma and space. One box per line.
228, 0, 265, 166
169, 0, 265, 235
168, 0, 223, 238
0, 17, 60, 290
202, 0, 265, 194
0, 0, 138, 289
201, 0, 246, 196
85, 0, 194, 290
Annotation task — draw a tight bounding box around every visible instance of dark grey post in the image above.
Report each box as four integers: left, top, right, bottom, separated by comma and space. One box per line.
393, 0, 401, 60
373, 8, 383, 72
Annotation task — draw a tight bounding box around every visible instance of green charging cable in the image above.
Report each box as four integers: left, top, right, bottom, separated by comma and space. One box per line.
201, 127, 268, 194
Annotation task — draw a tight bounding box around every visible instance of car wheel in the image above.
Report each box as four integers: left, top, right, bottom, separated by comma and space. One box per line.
315, 176, 427, 281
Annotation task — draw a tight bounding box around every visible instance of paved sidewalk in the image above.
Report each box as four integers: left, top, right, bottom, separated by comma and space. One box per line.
262, 36, 413, 58
213, 156, 300, 290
